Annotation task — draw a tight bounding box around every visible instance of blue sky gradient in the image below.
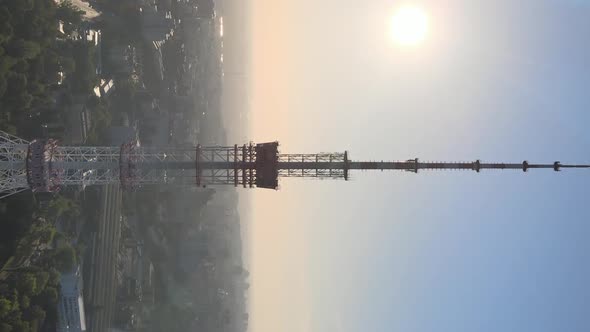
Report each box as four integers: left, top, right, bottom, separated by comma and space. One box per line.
246, 1, 590, 331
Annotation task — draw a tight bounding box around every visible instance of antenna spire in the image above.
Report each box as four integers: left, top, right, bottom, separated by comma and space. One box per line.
1, 133, 588, 198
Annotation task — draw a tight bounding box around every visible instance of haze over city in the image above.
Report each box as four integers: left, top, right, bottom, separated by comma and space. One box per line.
242, 1, 590, 332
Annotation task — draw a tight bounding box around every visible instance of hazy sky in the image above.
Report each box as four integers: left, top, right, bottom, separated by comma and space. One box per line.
245, 1, 590, 331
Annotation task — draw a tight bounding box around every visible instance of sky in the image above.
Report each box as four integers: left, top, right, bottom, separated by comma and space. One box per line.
244, 1, 590, 331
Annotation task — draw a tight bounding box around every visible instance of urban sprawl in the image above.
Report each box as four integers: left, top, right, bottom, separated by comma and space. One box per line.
0, 0, 249, 331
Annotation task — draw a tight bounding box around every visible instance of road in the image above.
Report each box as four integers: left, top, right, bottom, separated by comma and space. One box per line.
85, 184, 122, 332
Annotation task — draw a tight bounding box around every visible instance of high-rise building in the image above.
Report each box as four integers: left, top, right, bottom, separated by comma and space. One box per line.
57, 265, 87, 332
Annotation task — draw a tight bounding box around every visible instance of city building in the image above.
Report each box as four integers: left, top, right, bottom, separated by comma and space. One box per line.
57, 265, 87, 332
94, 79, 115, 98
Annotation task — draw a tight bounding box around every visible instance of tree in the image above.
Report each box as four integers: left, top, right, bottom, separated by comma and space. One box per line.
47, 195, 80, 220
0, 8, 13, 44
34, 272, 49, 292
86, 95, 100, 109
0, 122, 16, 135
47, 268, 60, 286
11, 320, 31, 332
26, 81, 44, 96
6, 39, 41, 60
18, 296, 29, 310
41, 50, 59, 82
53, 246, 76, 272
59, 57, 75, 74
0, 57, 18, 76
25, 305, 45, 323
11, 92, 33, 110
12, 60, 29, 74
10, 0, 34, 12
38, 226, 55, 244
16, 274, 36, 296
6, 72, 27, 95
0, 322, 12, 332
72, 49, 98, 93
38, 288, 57, 306
0, 298, 11, 318
0, 75, 7, 98
91, 106, 112, 132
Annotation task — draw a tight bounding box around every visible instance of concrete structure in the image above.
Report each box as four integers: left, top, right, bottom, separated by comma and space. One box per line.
57, 265, 87, 332
1, 130, 590, 199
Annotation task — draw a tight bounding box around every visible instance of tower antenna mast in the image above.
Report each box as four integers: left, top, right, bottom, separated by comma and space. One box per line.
1, 131, 587, 199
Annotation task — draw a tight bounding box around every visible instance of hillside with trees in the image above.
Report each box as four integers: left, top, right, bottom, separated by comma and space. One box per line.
0, 0, 96, 139
0, 2, 89, 331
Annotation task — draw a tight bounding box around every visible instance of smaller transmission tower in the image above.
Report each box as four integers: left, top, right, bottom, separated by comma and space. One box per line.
1, 130, 589, 199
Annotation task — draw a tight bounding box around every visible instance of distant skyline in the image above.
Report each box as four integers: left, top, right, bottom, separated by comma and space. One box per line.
244, 1, 590, 331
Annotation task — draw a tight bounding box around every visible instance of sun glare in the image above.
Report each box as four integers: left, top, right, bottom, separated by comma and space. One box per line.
390, 6, 429, 46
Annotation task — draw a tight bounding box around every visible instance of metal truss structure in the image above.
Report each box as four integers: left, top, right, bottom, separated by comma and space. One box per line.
278, 153, 349, 179
0, 131, 29, 199
196, 144, 256, 187
1, 130, 589, 199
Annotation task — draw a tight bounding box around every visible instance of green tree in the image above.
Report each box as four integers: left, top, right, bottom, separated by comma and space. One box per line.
0, 298, 11, 318
26, 81, 44, 96
0, 322, 12, 332
71, 42, 97, 93
25, 305, 45, 323
6, 39, 41, 60
16, 274, 36, 296
12, 60, 29, 74
0, 57, 18, 75
11, 92, 33, 110
91, 107, 112, 131
48, 195, 80, 219
86, 95, 100, 108
53, 246, 76, 272
6, 72, 27, 95
59, 57, 75, 74
41, 50, 59, 82
0, 7, 13, 44
11, 320, 30, 332
34, 272, 49, 292
38, 226, 55, 244
47, 268, 60, 286
0, 75, 7, 98
10, 0, 34, 12
38, 287, 58, 306
18, 295, 29, 310
0, 122, 16, 135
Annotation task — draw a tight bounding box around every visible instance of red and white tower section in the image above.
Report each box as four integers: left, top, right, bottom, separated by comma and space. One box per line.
1, 130, 589, 199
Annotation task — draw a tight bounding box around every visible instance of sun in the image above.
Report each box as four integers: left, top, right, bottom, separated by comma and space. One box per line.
390, 6, 429, 46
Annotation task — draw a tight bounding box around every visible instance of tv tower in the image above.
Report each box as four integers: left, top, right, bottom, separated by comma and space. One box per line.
1, 130, 588, 199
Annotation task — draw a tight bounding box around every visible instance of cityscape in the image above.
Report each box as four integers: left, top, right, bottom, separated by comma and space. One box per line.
0, 0, 250, 331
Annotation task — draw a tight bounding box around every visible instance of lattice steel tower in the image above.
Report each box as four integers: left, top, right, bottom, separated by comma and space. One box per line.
1, 130, 589, 199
